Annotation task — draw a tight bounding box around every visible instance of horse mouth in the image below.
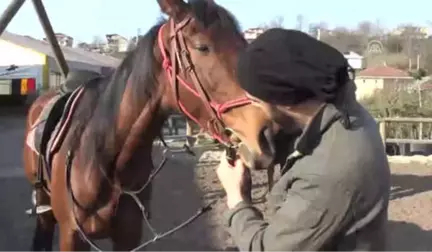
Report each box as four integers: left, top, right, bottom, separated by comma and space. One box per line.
236, 125, 276, 170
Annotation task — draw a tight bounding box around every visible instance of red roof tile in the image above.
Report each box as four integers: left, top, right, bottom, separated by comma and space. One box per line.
358, 66, 411, 78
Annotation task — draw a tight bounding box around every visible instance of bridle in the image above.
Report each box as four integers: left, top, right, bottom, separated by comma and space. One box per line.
157, 15, 252, 149
60, 15, 257, 252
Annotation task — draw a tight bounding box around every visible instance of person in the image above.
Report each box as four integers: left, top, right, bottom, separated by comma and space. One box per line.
216, 28, 391, 251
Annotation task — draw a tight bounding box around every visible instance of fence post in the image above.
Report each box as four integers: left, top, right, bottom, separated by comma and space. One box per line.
419, 122, 423, 140
185, 118, 195, 147
186, 119, 193, 136
379, 120, 386, 146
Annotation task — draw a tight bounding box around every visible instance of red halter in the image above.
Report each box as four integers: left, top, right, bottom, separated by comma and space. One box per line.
157, 18, 252, 145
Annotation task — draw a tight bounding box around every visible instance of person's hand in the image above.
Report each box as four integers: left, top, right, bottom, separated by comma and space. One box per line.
216, 151, 251, 209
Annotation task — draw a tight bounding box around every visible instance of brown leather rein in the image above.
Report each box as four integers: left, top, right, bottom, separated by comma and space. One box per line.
157, 16, 252, 147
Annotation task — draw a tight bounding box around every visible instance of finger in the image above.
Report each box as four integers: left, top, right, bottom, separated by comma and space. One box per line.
234, 159, 245, 169
219, 150, 229, 164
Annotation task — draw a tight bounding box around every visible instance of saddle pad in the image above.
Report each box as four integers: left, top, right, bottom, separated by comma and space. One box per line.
46, 86, 85, 170
26, 95, 63, 155
25, 86, 85, 180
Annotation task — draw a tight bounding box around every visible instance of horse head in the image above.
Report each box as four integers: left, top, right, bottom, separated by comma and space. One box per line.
155, 0, 276, 169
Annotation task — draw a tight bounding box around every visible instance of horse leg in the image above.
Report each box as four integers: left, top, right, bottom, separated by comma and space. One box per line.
110, 189, 151, 251
31, 212, 56, 251
111, 195, 148, 252
58, 221, 90, 251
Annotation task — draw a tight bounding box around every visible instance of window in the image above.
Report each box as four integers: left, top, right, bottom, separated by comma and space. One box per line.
49, 71, 65, 89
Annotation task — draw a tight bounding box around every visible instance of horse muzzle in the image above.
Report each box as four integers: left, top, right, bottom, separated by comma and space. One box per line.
230, 124, 276, 170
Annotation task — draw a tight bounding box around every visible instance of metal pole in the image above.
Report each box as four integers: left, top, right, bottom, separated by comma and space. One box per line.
0, 0, 26, 36
31, 0, 69, 77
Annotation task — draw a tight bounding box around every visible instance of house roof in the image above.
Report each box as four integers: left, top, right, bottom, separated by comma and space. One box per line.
0, 31, 120, 68
357, 66, 411, 78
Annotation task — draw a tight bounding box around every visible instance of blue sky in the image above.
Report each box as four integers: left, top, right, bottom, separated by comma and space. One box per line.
1, 0, 431, 43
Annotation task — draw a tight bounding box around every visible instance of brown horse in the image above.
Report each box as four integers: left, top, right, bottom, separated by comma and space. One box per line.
22, 0, 276, 250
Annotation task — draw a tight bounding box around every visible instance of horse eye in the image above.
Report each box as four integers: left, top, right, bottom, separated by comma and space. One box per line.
195, 44, 210, 54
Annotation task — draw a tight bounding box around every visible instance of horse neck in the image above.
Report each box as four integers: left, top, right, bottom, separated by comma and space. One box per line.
113, 80, 168, 171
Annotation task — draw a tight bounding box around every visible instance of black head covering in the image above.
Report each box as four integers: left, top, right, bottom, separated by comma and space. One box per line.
236, 28, 351, 105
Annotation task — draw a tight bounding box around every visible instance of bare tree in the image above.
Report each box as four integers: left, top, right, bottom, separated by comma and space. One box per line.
75, 42, 91, 51
317, 22, 329, 31
296, 14, 304, 31
321, 26, 365, 54
384, 35, 404, 53
91, 36, 105, 47
87, 36, 107, 54
259, 16, 284, 29
356, 21, 373, 37
371, 19, 385, 37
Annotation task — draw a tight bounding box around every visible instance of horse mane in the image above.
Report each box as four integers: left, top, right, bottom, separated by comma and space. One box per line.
67, 20, 164, 169
68, 0, 244, 171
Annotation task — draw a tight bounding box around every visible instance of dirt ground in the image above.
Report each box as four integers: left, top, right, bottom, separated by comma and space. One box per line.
1, 127, 432, 250
144, 146, 432, 251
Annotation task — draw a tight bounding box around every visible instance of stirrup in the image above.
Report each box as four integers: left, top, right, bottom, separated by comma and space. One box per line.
25, 205, 52, 216
26, 189, 52, 216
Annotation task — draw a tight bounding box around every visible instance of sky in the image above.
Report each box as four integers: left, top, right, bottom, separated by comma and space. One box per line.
1, 0, 431, 43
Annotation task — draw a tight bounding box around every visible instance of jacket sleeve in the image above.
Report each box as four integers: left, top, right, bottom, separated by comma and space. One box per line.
223, 173, 354, 251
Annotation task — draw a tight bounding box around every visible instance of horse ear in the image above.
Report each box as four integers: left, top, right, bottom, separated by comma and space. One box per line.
156, 0, 188, 22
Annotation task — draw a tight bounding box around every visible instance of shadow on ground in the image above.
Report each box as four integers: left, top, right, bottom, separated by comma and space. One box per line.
388, 220, 432, 250
391, 173, 432, 200
0, 177, 34, 250
0, 151, 219, 251
142, 150, 219, 251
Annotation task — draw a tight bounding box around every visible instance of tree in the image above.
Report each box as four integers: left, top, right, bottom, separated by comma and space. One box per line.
259, 16, 284, 29
360, 88, 432, 139
356, 21, 373, 37
418, 39, 432, 73
295, 14, 304, 31
91, 36, 105, 47
88, 36, 106, 53
76, 42, 91, 51
384, 35, 404, 53
409, 68, 427, 80
320, 27, 364, 54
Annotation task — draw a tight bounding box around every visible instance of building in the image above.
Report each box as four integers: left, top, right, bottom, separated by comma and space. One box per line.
105, 34, 129, 53
43, 33, 74, 47
243, 28, 265, 43
354, 65, 414, 99
0, 30, 120, 98
343, 51, 363, 70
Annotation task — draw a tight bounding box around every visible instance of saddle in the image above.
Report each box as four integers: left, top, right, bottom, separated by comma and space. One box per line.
26, 70, 102, 181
